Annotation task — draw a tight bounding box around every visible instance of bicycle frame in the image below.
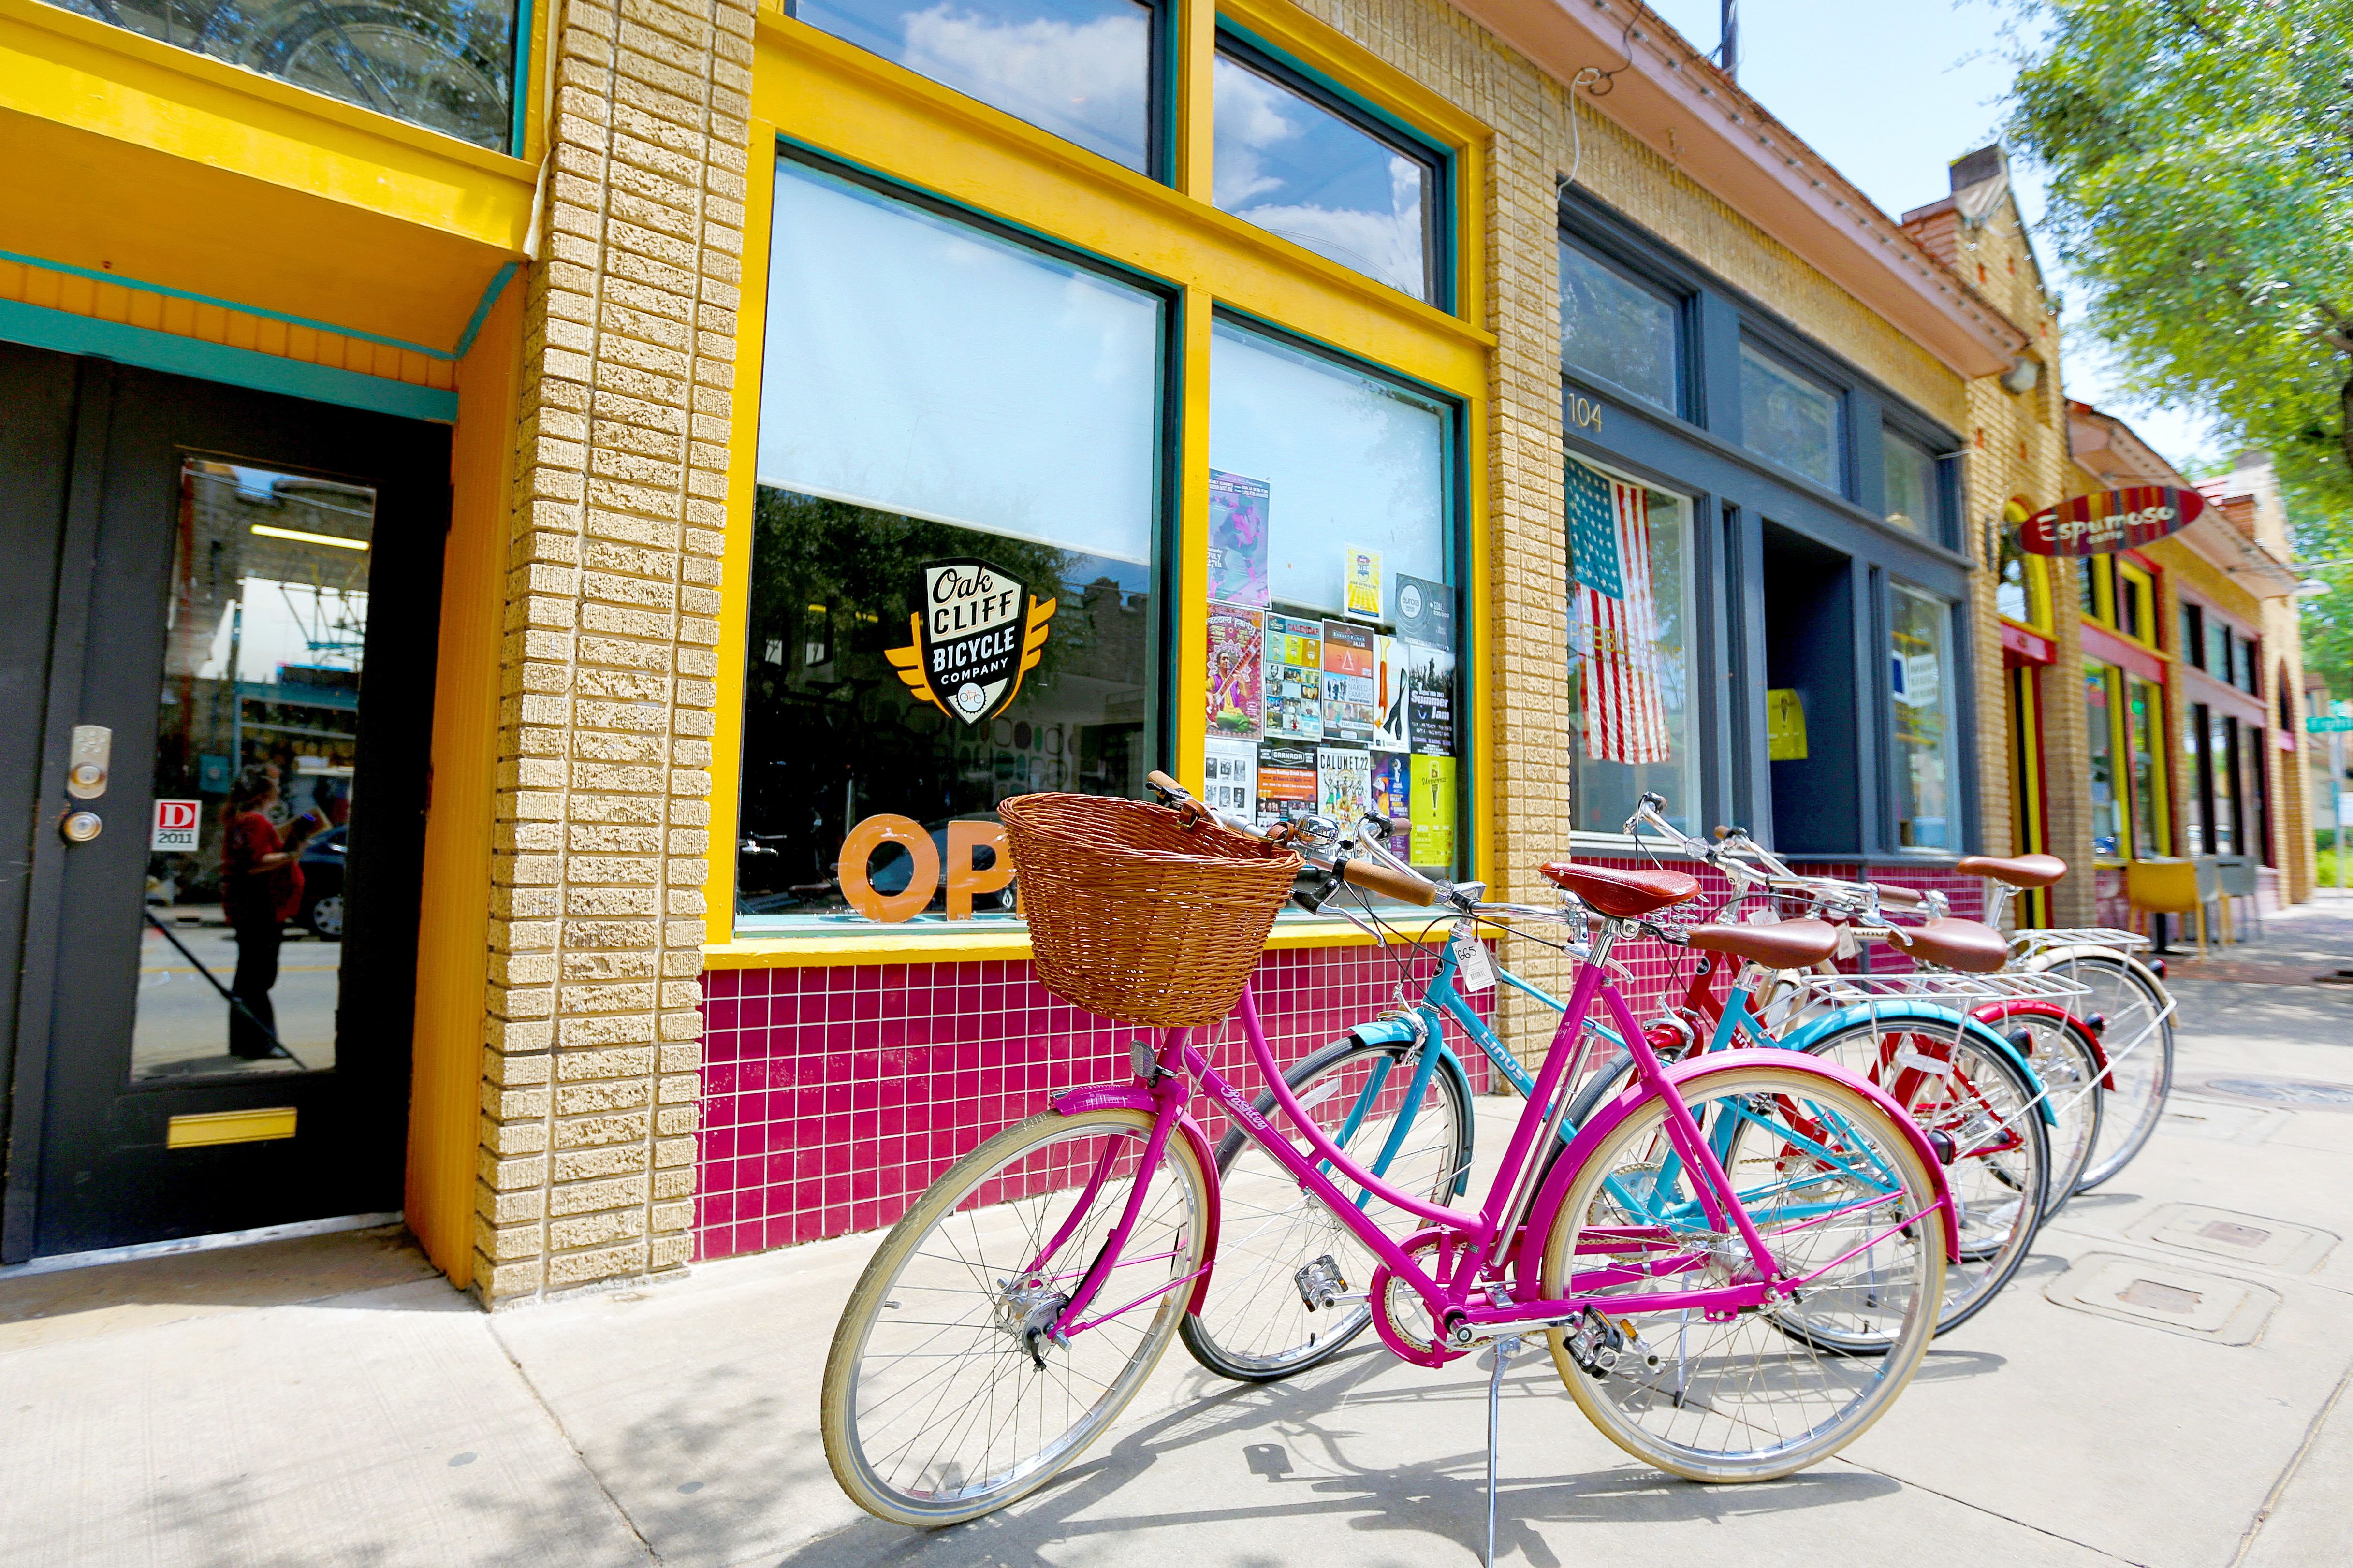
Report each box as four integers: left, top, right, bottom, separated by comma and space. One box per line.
1042, 923, 1959, 1365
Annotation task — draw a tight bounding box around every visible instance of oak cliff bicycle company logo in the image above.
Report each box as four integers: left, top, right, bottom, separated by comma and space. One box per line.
884, 558, 1057, 725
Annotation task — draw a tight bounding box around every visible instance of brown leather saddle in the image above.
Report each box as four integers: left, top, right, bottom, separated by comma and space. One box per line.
1955, 853, 2067, 890
1537, 861, 1701, 918
1684, 919, 1839, 970
1893, 917, 2011, 973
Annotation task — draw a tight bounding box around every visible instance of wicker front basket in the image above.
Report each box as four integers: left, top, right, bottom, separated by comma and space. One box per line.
999, 792, 1302, 1029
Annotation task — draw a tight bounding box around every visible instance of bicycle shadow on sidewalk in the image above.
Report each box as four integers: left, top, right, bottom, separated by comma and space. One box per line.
758, 1342, 1903, 1568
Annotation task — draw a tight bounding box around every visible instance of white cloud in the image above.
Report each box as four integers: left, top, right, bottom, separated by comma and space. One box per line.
902, 6, 1148, 168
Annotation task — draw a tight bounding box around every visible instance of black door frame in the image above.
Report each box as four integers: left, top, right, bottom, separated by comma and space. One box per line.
1, 347, 451, 1262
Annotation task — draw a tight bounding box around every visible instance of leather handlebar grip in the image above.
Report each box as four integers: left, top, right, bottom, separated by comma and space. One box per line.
1340, 857, 1441, 906
1869, 882, 1928, 910
1145, 770, 1187, 799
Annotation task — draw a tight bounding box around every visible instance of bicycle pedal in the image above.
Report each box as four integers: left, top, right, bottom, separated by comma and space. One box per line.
1294, 1254, 1349, 1311
1563, 1305, 1623, 1378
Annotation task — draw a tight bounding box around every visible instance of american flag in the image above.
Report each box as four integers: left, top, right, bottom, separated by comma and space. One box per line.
1567, 461, 1670, 765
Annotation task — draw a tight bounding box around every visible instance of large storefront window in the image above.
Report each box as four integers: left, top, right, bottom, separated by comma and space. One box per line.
1889, 583, 1957, 849
1212, 40, 1441, 303
1559, 240, 1680, 412
1564, 455, 1698, 837
1204, 320, 1459, 873
798, 0, 1159, 173
2087, 662, 2121, 857
736, 158, 1167, 931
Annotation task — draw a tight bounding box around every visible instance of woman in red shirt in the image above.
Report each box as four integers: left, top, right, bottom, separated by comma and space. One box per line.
219, 771, 317, 1060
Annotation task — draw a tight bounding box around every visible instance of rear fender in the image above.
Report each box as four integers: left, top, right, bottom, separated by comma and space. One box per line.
1971, 999, 2115, 1090
1051, 1085, 1222, 1313
1779, 1002, 2056, 1127
1511, 1051, 1961, 1298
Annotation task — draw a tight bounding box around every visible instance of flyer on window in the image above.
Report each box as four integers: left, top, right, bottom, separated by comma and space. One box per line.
1208, 470, 1271, 608
1394, 574, 1454, 649
1370, 751, 1410, 850
1403, 645, 1456, 756
1344, 545, 1383, 619
1256, 740, 1318, 828
1373, 635, 1411, 751
1203, 735, 1259, 819
1320, 618, 1376, 744
1409, 753, 1456, 867
1316, 744, 1372, 825
1264, 613, 1325, 741
1206, 602, 1265, 740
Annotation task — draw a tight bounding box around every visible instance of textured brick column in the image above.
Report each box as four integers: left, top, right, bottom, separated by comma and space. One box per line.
1486, 88, 1576, 1066
474, 0, 753, 1302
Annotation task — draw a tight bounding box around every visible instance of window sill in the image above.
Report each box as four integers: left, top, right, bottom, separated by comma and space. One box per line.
704, 912, 1440, 969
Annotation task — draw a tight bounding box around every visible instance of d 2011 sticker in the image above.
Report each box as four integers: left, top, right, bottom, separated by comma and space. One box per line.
885, 558, 1057, 726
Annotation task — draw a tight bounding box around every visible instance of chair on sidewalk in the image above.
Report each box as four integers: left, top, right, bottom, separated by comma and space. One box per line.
2127, 857, 2207, 957
2216, 856, 2262, 941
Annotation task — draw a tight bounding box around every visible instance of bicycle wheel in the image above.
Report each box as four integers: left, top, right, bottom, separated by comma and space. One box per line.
821, 1106, 1211, 1526
1796, 1016, 2047, 1339
2029, 950, 2173, 1190
1180, 1033, 1471, 1381
1536, 1062, 1945, 1481
1976, 1003, 2104, 1217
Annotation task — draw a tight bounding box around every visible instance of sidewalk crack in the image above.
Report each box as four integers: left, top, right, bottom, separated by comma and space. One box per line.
1830, 1455, 2151, 1565
488, 1316, 666, 1564
2229, 1355, 2353, 1567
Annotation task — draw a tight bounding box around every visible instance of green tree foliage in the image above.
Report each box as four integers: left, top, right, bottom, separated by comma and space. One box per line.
2007, 0, 2353, 695
2009, 0, 2353, 497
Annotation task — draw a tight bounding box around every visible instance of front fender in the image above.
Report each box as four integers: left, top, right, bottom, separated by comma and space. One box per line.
1513, 1051, 1961, 1298
1051, 1084, 1222, 1314
1779, 1002, 2056, 1127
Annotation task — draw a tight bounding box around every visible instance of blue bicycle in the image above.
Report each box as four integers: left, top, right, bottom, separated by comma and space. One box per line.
1179, 804, 2053, 1381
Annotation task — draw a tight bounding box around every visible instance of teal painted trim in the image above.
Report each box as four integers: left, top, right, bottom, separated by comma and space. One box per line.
0, 299, 458, 423
453, 261, 521, 358
0, 248, 457, 361
509, 0, 536, 158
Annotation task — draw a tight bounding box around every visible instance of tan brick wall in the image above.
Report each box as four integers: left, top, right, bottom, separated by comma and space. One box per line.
1906, 196, 2083, 923
471, 0, 753, 1303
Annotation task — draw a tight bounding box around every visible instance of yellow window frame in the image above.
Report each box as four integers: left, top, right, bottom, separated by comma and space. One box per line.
713, 1, 1495, 964
2113, 557, 2158, 649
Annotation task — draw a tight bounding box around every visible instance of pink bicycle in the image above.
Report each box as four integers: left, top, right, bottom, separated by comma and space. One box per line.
820, 776, 1955, 1529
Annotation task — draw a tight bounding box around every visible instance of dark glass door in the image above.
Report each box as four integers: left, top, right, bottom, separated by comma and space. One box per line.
1, 344, 449, 1260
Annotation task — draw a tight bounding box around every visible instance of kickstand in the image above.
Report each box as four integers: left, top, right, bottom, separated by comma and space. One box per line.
1485, 1335, 1522, 1568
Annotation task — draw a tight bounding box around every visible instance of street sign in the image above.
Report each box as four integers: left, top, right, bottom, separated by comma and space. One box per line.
2307, 715, 2353, 734
2017, 486, 2206, 556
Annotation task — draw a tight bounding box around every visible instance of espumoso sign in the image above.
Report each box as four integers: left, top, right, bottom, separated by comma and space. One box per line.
2017, 486, 2206, 556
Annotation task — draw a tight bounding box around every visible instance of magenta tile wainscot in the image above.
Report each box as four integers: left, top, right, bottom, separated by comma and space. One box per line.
696, 943, 1498, 1261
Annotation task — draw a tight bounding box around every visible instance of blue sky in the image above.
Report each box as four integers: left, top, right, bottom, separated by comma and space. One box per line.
1641, 0, 2220, 470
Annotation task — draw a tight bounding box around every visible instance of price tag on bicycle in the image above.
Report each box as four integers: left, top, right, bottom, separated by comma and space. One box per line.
1451, 926, 1496, 991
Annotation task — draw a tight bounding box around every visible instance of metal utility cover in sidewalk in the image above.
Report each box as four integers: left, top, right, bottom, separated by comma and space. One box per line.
2046, 1252, 2280, 1345
2126, 1204, 2340, 1275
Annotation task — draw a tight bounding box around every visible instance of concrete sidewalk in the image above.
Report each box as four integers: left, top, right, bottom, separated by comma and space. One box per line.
5, 903, 2351, 1567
